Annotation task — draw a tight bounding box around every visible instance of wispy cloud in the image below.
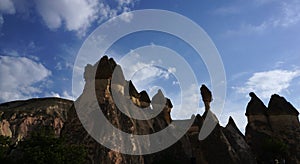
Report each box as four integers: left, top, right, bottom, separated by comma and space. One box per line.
171, 84, 201, 119
225, 22, 268, 36
271, 1, 300, 27
235, 69, 300, 99
0, 55, 51, 102
224, 0, 300, 36
213, 6, 241, 15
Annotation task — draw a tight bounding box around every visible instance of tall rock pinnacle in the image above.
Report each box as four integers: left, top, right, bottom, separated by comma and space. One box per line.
200, 84, 212, 111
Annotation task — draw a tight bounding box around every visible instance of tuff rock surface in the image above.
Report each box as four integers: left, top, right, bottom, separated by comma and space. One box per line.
0, 56, 299, 164
0, 98, 72, 142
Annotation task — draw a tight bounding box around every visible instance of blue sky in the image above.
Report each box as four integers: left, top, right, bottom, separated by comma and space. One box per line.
1, 0, 300, 132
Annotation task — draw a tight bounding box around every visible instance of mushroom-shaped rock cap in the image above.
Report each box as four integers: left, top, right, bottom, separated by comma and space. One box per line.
267, 94, 299, 116
200, 84, 212, 102
245, 92, 267, 116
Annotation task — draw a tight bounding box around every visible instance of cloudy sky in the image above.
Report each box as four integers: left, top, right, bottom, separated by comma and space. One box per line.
1, 0, 300, 132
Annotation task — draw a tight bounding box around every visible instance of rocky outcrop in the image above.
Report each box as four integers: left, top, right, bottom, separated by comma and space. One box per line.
200, 84, 212, 111
1, 55, 299, 164
224, 117, 257, 164
62, 56, 175, 163
0, 98, 72, 142
61, 56, 258, 164
245, 93, 300, 163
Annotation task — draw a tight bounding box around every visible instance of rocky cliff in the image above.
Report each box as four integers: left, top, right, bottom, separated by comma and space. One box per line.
0, 98, 72, 142
245, 92, 300, 163
61, 56, 257, 164
0, 56, 299, 164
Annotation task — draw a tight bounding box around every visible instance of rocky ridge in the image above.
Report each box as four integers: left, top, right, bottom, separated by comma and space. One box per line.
0, 98, 72, 142
0, 56, 299, 163
245, 92, 300, 163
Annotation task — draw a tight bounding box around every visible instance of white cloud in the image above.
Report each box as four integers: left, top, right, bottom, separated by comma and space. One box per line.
117, 0, 134, 6
62, 90, 74, 100
0, 0, 15, 29
118, 6, 133, 23
45, 91, 60, 98
171, 84, 201, 119
35, 0, 99, 36
0, 0, 16, 14
235, 69, 300, 99
0, 55, 51, 102
34, 0, 136, 36
0, 0, 136, 36
97, 2, 117, 23
45, 90, 74, 100
121, 57, 174, 89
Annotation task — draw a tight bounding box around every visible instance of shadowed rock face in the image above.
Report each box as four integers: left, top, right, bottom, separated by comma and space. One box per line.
200, 85, 212, 111
61, 56, 257, 164
246, 92, 268, 116
245, 93, 300, 164
1, 55, 299, 164
268, 94, 299, 116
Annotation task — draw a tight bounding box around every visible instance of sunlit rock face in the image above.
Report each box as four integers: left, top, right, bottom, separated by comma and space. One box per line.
245, 93, 300, 164
0, 98, 72, 141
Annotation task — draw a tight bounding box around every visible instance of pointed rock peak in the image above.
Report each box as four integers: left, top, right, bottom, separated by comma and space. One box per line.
225, 116, 244, 138
166, 98, 173, 108
128, 80, 139, 98
226, 116, 239, 131
111, 65, 126, 85
152, 89, 166, 105
245, 92, 267, 116
228, 116, 235, 125
95, 56, 116, 79
108, 57, 117, 68
192, 114, 203, 126
157, 89, 164, 97
139, 90, 151, 103
267, 94, 299, 116
200, 84, 212, 102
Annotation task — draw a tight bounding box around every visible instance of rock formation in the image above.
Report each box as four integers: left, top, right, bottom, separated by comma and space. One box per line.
0, 98, 72, 142
0, 55, 299, 163
200, 84, 212, 111
61, 56, 259, 164
245, 93, 300, 163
